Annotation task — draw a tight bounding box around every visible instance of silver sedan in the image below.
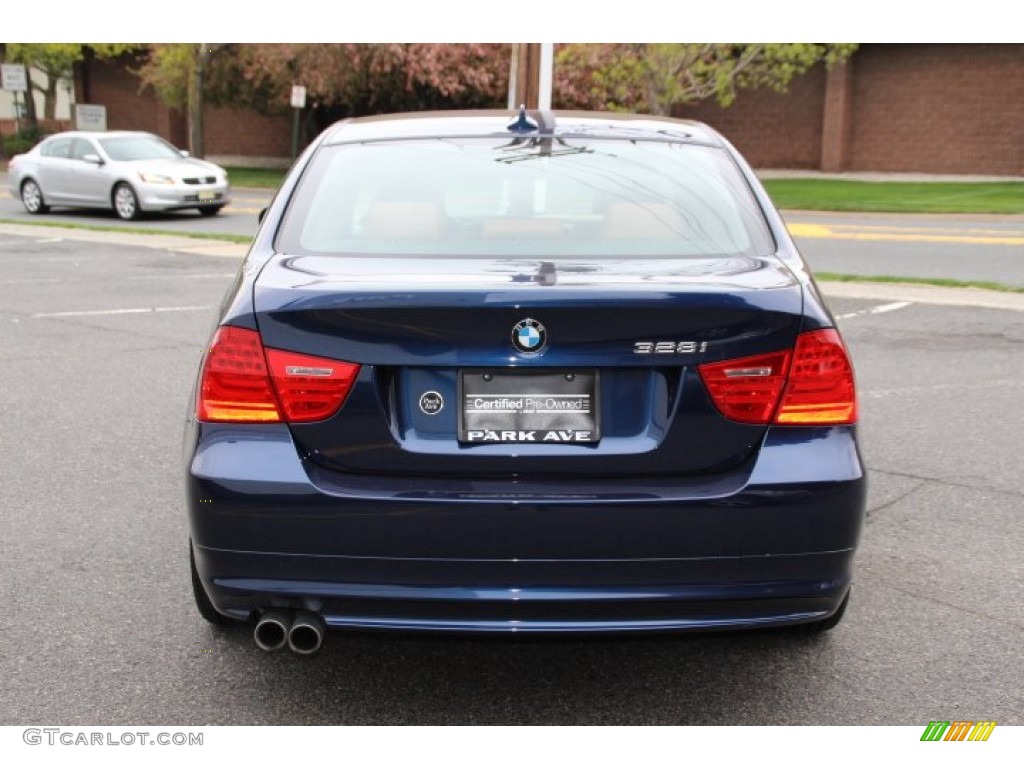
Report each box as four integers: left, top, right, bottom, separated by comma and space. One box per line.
7, 130, 232, 220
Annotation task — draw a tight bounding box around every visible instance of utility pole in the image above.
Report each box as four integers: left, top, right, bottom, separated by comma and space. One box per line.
508, 43, 554, 111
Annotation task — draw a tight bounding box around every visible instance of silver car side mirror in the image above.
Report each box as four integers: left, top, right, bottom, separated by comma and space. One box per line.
180, 150, 191, 158
82, 153, 103, 165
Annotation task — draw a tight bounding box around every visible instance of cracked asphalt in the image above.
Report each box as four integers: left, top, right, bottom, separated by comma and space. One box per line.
0, 233, 1021, 725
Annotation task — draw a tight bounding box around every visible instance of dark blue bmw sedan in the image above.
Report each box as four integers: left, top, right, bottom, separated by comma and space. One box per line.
186, 110, 865, 653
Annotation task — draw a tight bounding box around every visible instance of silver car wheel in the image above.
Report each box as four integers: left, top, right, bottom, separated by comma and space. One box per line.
113, 184, 139, 220
21, 180, 44, 214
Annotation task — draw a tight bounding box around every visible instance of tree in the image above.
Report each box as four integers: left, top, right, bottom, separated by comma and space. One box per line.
555, 44, 858, 116
134, 44, 224, 157
136, 44, 509, 153
4, 44, 138, 129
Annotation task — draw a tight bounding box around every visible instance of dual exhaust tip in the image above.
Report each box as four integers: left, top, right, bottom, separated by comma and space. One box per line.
254, 609, 325, 655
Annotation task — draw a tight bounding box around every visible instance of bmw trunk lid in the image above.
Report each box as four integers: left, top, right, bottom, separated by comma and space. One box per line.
252, 253, 803, 478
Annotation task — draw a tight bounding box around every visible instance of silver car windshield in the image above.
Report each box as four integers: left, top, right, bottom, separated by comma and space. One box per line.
277, 138, 774, 259
98, 135, 182, 162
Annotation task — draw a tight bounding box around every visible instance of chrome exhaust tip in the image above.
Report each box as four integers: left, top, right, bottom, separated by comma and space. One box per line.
288, 610, 326, 656
254, 609, 292, 652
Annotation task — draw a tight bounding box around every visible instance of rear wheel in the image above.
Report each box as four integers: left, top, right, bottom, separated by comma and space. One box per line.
198, 205, 224, 217
112, 183, 141, 220
21, 179, 50, 214
190, 541, 228, 625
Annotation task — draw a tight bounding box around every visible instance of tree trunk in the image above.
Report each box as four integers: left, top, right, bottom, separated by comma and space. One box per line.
23, 78, 40, 133
43, 77, 58, 120
188, 44, 206, 158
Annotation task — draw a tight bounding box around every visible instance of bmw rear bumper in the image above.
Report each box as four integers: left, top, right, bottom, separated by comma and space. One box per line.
187, 423, 866, 634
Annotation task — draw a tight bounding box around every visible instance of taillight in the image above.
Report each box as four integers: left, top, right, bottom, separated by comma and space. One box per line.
699, 328, 856, 426
197, 326, 280, 422
775, 329, 857, 425
196, 326, 359, 423
698, 350, 792, 424
264, 347, 359, 422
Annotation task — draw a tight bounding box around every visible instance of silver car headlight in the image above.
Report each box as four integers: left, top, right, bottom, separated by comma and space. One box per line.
138, 172, 175, 185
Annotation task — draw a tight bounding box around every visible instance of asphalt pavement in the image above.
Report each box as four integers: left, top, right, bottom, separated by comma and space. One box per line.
0, 231, 1021, 725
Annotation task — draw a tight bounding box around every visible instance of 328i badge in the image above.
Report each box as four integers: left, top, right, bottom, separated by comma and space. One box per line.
185, 109, 865, 653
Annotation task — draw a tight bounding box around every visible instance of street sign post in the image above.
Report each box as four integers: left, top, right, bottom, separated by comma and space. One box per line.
2, 63, 30, 137
1, 63, 28, 92
290, 85, 307, 161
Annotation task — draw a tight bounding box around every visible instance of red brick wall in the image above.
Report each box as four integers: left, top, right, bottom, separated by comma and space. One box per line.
675, 65, 826, 169
80, 58, 289, 158
76, 46, 1024, 175
81, 58, 185, 142
848, 44, 1024, 176
204, 105, 291, 157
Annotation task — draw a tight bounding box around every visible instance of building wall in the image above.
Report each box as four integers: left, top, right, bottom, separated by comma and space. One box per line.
0, 67, 75, 121
73, 45, 1024, 175
676, 64, 826, 170
203, 105, 291, 158
848, 44, 1024, 176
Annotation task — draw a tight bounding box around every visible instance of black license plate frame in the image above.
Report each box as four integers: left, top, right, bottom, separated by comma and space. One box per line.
458, 369, 600, 444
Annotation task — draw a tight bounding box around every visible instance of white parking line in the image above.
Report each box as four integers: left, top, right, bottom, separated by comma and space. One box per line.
33, 305, 215, 318
835, 301, 913, 321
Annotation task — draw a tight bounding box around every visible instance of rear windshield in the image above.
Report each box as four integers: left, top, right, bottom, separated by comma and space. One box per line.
277, 138, 774, 259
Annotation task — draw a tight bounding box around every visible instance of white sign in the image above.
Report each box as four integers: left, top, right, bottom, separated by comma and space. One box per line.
1, 63, 28, 92
75, 104, 108, 132
290, 85, 307, 109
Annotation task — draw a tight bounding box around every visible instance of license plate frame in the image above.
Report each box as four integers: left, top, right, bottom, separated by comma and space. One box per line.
458, 369, 600, 444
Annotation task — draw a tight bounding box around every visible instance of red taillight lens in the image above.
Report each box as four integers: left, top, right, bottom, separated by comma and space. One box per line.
698, 350, 792, 424
775, 329, 857, 425
264, 347, 359, 422
196, 326, 359, 423
699, 329, 857, 426
197, 326, 281, 422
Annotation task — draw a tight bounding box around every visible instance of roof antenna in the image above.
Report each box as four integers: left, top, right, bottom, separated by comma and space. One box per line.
507, 104, 538, 133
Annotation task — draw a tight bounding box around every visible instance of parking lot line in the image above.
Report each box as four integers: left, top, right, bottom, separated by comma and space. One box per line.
835, 301, 913, 320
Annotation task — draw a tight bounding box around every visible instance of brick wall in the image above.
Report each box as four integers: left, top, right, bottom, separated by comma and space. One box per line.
79, 57, 289, 160
676, 64, 826, 169
204, 105, 291, 158
848, 44, 1024, 176
79, 58, 187, 146
77, 45, 1024, 175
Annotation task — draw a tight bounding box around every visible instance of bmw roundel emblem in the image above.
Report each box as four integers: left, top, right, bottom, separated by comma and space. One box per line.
512, 318, 547, 353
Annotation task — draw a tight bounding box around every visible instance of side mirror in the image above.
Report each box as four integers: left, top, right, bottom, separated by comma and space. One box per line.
180, 150, 191, 158
82, 153, 103, 165
258, 207, 268, 225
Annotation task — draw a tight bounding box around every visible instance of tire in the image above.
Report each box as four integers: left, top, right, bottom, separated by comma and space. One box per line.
197, 205, 224, 217
21, 179, 50, 214
112, 182, 141, 220
190, 541, 228, 625
797, 589, 850, 634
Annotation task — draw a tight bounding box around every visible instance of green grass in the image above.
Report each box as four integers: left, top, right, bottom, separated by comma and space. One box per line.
222, 169, 1024, 212
763, 179, 1024, 215
816, 272, 1024, 294
0, 218, 252, 243
224, 166, 287, 189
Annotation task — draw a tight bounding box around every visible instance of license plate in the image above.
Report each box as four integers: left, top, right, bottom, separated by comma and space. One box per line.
198, 190, 218, 203
458, 370, 600, 443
